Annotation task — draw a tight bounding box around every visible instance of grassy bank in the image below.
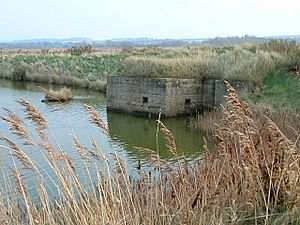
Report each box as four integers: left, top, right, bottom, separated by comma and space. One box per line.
0, 52, 126, 92
122, 48, 276, 83
1, 83, 300, 224
122, 40, 300, 84
0, 47, 194, 91
1, 40, 299, 92
253, 69, 300, 109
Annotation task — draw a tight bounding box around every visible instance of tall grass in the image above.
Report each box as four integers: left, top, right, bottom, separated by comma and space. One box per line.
192, 107, 300, 141
122, 41, 300, 84
41, 87, 73, 102
0, 53, 124, 92
1, 41, 299, 90
122, 48, 282, 84
1, 83, 300, 224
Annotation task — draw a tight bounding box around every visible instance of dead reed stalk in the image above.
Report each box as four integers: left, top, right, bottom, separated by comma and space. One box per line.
84, 104, 109, 136
0, 108, 33, 145
1, 84, 300, 224
16, 98, 48, 140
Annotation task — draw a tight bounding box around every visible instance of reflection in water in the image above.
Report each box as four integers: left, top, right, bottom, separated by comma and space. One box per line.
0, 79, 212, 201
107, 111, 208, 161
0, 79, 210, 161
0, 80, 211, 160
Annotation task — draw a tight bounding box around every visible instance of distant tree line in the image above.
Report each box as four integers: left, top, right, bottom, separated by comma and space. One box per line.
202, 35, 267, 46
0, 36, 299, 49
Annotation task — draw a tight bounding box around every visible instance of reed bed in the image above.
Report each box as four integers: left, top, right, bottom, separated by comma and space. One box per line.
123, 49, 276, 83
122, 48, 293, 84
1, 40, 299, 92
122, 40, 300, 84
192, 106, 300, 141
41, 87, 73, 102
1, 83, 300, 224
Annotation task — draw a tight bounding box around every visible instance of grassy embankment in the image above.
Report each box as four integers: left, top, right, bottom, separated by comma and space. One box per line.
0, 49, 126, 92
122, 41, 299, 82
1, 83, 300, 224
1, 40, 299, 108
0, 46, 196, 92
184, 41, 300, 135
0, 46, 205, 92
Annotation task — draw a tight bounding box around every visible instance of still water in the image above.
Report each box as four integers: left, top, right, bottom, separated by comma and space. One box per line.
0, 79, 208, 199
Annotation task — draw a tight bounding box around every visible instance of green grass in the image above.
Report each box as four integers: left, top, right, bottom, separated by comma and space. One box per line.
252, 69, 300, 109
1, 54, 126, 79
0, 40, 299, 94
0, 53, 128, 92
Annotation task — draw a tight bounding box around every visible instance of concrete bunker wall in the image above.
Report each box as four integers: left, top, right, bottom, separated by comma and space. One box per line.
107, 77, 167, 115
203, 79, 252, 107
107, 76, 252, 117
165, 79, 203, 116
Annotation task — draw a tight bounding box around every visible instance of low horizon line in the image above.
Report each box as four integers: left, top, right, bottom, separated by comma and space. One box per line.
1, 34, 300, 43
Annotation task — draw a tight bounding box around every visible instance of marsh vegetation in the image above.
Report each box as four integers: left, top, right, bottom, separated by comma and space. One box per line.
122, 40, 300, 83
0, 49, 123, 92
1, 83, 300, 224
1, 40, 299, 95
0, 40, 300, 224
41, 87, 73, 102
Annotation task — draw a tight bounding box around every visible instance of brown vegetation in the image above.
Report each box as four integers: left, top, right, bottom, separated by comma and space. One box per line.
192, 107, 300, 141
67, 44, 93, 56
41, 87, 73, 102
1, 82, 300, 224
0, 40, 298, 95
122, 40, 300, 84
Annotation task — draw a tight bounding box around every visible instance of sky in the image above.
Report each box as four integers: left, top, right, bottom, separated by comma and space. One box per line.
0, 0, 299, 41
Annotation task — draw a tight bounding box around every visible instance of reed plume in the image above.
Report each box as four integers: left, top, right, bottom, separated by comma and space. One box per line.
72, 132, 91, 163
84, 104, 109, 136
1, 83, 300, 224
158, 121, 177, 157
16, 98, 48, 140
0, 137, 34, 171
12, 168, 29, 197
0, 108, 33, 145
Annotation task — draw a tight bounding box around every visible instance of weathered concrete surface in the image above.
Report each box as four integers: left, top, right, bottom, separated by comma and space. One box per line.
165, 79, 203, 116
107, 76, 167, 115
214, 80, 252, 106
202, 79, 215, 108
107, 76, 251, 117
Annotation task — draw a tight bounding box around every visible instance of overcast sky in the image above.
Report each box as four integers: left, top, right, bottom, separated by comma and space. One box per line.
0, 0, 299, 41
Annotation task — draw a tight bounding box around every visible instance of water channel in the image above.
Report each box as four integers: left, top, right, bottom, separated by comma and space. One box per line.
0, 79, 209, 200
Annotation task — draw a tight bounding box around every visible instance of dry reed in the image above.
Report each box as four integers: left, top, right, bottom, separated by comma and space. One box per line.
0, 108, 33, 145
16, 98, 48, 140
84, 104, 109, 136
122, 48, 285, 83
0, 85, 300, 224
41, 87, 73, 102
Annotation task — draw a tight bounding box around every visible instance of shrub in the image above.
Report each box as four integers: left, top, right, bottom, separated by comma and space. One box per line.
261, 39, 299, 53
42, 87, 73, 102
12, 65, 27, 81
89, 79, 107, 91
69, 44, 93, 56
